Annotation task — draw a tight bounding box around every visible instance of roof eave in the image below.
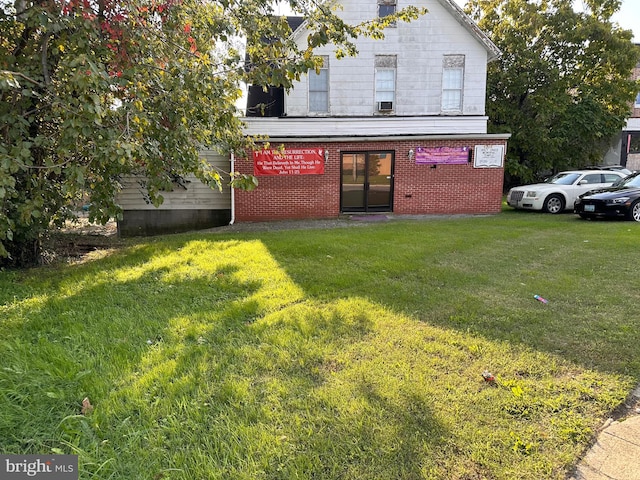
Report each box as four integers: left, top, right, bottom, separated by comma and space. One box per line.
437, 0, 501, 62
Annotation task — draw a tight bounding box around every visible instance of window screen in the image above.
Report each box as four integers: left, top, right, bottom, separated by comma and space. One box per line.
309, 57, 329, 113
375, 69, 395, 102
442, 55, 465, 112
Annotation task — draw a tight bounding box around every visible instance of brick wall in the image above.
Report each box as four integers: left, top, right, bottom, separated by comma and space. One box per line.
234, 138, 506, 222
234, 143, 341, 221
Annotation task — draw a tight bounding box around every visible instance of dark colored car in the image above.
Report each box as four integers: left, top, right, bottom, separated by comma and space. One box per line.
574, 171, 640, 222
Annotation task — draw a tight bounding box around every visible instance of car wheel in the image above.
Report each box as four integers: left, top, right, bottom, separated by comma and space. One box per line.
543, 194, 565, 214
628, 200, 640, 222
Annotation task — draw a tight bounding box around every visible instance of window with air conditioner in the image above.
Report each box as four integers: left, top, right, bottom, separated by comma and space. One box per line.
375, 55, 396, 113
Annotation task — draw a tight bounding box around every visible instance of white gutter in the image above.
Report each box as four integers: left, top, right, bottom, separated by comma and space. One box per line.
229, 151, 235, 225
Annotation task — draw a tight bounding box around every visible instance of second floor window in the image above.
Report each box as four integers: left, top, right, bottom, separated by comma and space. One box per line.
375, 55, 396, 110
635, 91, 640, 108
309, 56, 329, 113
375, 70, 395, 102
442, 55, 465, 113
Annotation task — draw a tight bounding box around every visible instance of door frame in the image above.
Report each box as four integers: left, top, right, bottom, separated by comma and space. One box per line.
340, 150, 395, 213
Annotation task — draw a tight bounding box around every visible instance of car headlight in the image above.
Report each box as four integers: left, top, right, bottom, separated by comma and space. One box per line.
608, 197, 630, 205
526, 191, 537, 197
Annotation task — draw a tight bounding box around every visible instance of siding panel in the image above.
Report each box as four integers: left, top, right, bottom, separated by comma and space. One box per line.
116, 151, 231, 211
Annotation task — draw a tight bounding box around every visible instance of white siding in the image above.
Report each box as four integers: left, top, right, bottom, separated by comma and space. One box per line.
626, 118, 640, 130
242, 115, 489, 137
116, 150, 231, 210
284, 0, 490, 118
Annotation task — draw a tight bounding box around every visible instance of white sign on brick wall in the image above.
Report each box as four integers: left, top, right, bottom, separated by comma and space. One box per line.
474, 144, 504, 168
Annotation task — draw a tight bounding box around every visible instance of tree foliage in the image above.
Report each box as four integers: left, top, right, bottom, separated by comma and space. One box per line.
0, 0, 424, 266
465, 0, 640, 186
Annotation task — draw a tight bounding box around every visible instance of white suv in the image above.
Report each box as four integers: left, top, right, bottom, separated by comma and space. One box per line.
506, 170, 628, 214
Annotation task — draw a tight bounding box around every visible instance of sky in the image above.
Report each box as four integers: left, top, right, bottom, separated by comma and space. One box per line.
598, 0, 639, 42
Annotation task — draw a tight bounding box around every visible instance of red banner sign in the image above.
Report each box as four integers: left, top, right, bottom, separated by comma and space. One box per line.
415, 146, 470, 165
253, 148, 325, 175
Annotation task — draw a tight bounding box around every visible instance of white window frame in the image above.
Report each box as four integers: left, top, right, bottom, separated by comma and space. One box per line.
635, 91, 640, 108
375, 69, 395, 103
441, 55, 465, 113
375, 55, 396, 111
308, 56, 329, 114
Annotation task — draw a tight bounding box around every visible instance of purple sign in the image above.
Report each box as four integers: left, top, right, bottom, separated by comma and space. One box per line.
415, 146, 470, 165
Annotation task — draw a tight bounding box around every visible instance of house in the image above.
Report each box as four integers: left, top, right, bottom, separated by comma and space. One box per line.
116, 0, 509, 235
235, 0, 510, 222
621, 45, 640, 170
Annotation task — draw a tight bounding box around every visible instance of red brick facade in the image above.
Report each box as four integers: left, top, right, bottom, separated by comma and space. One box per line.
234, 138, 507, 222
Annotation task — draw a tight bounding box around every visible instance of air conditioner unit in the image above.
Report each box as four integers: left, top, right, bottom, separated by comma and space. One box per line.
377, 101, 393, 112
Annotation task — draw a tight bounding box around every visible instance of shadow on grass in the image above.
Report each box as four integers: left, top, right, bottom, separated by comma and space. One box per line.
0, 235, 448, 479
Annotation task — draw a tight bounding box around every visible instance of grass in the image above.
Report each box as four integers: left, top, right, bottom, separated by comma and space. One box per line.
1, 210, 639, 479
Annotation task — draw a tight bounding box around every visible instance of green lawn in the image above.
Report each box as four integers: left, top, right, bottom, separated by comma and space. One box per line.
1, 211, 639, 479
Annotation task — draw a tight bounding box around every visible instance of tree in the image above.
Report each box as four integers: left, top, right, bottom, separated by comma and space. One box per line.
465, 0, 640, 186
0, 0, 424, 266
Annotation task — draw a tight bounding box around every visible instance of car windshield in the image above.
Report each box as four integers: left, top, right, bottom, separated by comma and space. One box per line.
545, 173, 580, 185
613, 173, 640, 188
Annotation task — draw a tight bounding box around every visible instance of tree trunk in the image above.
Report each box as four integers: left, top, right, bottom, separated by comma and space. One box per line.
1, 237, 42, 268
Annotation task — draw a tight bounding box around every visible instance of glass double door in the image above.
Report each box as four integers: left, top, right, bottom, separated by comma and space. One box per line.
341, 152, 394, 212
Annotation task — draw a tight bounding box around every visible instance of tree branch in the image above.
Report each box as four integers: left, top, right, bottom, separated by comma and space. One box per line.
1, 70, 44, 88
41, 33, 52, 86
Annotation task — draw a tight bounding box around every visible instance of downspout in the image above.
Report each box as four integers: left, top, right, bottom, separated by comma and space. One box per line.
229, 151, 235, 225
